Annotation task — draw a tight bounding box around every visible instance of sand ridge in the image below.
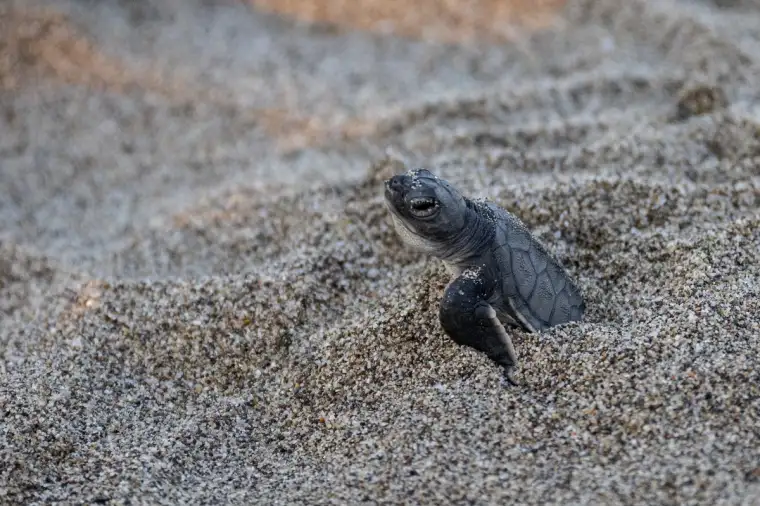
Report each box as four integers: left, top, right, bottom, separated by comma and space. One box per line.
2, 0, 760, 504
249, 0, 566, 43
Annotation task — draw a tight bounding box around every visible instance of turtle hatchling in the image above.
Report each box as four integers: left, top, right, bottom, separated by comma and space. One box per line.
383, 168, 585, 385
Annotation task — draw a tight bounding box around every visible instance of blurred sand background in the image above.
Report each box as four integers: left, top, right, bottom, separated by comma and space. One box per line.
1, 0, 760, 503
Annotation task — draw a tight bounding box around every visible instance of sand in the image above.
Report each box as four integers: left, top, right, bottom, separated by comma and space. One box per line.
1, 0, 760, 503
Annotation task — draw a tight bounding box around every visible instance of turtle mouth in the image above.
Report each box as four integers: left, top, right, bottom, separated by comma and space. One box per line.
410, 196, 435, 211
384, 176, 441, 220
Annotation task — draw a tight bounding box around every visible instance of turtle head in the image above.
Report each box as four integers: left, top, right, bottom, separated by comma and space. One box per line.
383, 168, 468, 251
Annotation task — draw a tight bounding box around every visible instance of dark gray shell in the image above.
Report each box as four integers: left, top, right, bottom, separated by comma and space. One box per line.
477, 200, 585, 332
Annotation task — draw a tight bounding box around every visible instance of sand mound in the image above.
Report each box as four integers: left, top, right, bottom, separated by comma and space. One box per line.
2, 0, 760, 503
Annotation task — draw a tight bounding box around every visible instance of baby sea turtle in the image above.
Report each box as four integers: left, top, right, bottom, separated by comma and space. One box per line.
383, 168, 585, 385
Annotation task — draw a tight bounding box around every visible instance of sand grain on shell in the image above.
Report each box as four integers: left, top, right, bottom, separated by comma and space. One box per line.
2, 0, 760, 504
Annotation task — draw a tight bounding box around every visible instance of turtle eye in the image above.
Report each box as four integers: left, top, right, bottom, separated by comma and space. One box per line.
409, 197, 438, 217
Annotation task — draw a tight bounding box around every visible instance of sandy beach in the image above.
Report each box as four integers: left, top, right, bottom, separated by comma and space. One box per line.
1, 0, 760, 503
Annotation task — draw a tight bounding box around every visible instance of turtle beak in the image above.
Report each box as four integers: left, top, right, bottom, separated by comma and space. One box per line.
384, 175, 406, 198
384, 175, 408, 211
383, 179, 393, 200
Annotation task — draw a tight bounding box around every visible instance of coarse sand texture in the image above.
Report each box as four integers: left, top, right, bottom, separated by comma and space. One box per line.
1, 0, 759, 504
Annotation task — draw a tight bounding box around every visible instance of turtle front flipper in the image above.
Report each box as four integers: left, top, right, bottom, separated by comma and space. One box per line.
439, 272, 521, 386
